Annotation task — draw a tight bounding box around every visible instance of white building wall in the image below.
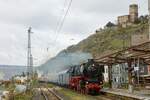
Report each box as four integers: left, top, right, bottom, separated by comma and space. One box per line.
103, 65, 109, 82
112, 63, 128, 89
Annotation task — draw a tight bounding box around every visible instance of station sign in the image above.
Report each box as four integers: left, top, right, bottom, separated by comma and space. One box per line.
134, 67, 139, 71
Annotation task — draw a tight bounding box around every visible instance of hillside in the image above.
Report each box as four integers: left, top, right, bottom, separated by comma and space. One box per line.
38, 16, 149, 76
64, 20, 148, 58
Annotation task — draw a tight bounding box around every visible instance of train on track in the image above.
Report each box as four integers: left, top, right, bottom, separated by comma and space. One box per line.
40, 59, 104, 94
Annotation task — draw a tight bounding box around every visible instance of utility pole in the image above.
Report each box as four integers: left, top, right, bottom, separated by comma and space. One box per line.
30, 54, 33, 78
27, 27, 33, 90
148, 0, 150, 40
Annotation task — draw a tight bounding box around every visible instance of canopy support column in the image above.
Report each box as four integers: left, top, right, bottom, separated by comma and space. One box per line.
108, 65, 112, 88
127, 59, 134, 93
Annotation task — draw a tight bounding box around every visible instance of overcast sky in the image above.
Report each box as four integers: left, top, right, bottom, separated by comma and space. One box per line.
0, 0, 147, 66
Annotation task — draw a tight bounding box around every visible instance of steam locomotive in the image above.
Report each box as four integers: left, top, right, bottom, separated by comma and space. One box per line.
57, 59, 104, 94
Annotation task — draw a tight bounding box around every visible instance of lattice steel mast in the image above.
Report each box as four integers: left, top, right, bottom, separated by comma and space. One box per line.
27, 27, 33, 89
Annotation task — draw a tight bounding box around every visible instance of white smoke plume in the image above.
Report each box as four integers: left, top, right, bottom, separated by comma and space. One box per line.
37, 51, 92, 80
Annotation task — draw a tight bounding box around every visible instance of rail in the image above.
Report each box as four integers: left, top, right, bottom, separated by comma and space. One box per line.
47, 88, 63, 100
40, 87, 63, 100
40, 88, 49, 100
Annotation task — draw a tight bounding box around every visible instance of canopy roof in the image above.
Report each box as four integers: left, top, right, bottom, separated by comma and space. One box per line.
95, 41, 150, 65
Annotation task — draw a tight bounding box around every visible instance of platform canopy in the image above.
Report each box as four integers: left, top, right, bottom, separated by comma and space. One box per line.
95, 41, 150, 65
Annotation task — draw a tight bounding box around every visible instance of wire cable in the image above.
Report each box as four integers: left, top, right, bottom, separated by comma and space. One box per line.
47, 0, 73, 51
53, 0, 68, 38
46, 0, 73, 55
53, 0, 73, 43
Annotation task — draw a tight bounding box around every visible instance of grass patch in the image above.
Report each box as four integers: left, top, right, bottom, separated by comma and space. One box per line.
31, 79, 39, 88
59, 88, 96, 100
0, 85, 5, 91
103, 82, 110, 88
47, 83, 55, 88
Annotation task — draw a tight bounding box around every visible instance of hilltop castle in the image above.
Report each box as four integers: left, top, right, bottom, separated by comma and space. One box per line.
118, 4, 138, 27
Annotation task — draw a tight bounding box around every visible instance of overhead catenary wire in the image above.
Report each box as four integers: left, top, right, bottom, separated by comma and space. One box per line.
46, 0, 73, 52
45, 0, 73, 57
53, 0, 68, 38
53, 0, 73, 44
28, 0, 73, 66
42, 0, 73, 66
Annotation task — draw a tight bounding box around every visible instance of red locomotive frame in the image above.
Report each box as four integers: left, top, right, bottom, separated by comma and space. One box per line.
68, 59, 104, 94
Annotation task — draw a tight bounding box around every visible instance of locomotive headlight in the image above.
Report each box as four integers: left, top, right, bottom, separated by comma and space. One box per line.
100, 82, 103, 84
86, 82, 88, 84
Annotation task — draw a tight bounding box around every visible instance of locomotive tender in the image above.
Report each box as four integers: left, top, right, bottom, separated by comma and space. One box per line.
57, 59, 104, 94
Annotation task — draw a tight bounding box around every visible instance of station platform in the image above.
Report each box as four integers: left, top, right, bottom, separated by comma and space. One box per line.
101, 88, 150, 100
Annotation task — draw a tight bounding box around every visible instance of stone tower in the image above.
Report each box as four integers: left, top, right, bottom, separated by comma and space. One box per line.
129, 4, 138, 23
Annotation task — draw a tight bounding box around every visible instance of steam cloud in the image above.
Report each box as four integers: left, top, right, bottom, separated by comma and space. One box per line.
37, 51, 92, 81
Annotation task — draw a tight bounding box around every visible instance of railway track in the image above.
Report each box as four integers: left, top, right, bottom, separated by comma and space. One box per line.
40, 87, 63, 100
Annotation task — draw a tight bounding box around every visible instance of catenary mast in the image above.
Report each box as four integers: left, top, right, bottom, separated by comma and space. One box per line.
27, 27, 33, 89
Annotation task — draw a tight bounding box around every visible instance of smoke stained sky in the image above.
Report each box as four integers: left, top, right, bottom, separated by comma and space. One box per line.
38, 52, 92, 80
0, 0, 147, 65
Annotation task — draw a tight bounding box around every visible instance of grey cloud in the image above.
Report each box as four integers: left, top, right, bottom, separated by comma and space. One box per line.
0, 0, 147, 65
0, 0, 64, 30
72, 0, 147, 15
